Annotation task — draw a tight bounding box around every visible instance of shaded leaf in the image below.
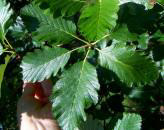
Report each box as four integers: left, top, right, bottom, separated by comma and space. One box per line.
21, 47, 70, 82
119, 0, 154, 9
152, 30, 164, 42
111, 24, 138, 42
80, 116, 104, 130
52, 61, 100, 130
50, 0, 85, 16
79, 0, 119, 41
114, 113, 142, 130
0, 55, 10, 98
21, 4, 76, 44
98, 44, 158, 86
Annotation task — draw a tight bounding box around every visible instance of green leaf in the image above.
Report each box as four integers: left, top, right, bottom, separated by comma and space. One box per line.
137, 33, 149, 49
0, 55, 10, 98
98, 44, 158, 86
78, 0, 119, 41
157, 0, 164, 4
152, 30, 164, 42
0, 43, 3, 55
0, 0, 13, 41
21, 4, 76, 44
111, 24, 138, 42
49, 0, 85, 16
21, 47, 70, 82
51, 61, 100, 130
114, 113, 142, 130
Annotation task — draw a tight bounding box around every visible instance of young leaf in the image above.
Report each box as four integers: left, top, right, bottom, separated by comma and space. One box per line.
0, 43, 3, 55
114, 113, 142, 130
0, 0, 13, 41
21, 4, 76, 44
51, 61, 100, 130
0, 55, 10, 98
78, 0, 119, 41
21, 47, 70, 82
98, 44, 158, 86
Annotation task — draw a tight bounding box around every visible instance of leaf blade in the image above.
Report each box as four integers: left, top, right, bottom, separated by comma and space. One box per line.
98, 44, 158, 85
21, 47, 70, 82
114, 113, 142, 130
0, 55, 10, 98
21, 4, 76, 44
0, 0, 13, 40
78, 0, 119, 41
52, 61, 100, 130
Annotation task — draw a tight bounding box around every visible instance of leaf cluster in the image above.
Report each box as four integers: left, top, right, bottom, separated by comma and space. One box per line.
0, 0, 163, 129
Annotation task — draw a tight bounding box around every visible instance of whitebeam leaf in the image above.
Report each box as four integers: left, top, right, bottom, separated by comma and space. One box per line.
114, 113, 142, 130
98, 44, 158, 86
0, 0, 13, 40
79, 0, 119, 41
51, 61, 100, 130
21, 47, 70, 82
21, 4, 76, 44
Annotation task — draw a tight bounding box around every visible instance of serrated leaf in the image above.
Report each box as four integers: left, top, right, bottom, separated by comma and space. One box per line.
21, 47, 70, 82
0, 43, 3, 55
0, 55, 10, 98
21, 4, 76, 44
0, 0, 13, 41
98, 44, 158, 86
50, 0, 85, 17
79, 0, 119, 41
34, 0, 85, 16
51, 61, 100, 130
119, 0, 155, 9
114, 113, 142, 130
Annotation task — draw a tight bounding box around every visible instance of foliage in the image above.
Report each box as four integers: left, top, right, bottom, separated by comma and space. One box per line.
0, 0, 163, 129
114, 113, 142, 130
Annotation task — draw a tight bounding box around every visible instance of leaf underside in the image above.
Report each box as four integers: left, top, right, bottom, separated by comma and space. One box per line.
51, 61, 100, 130
0, 0, 13, 40
98, 44, 158, 86
114, 113, 142, 130
21, 47, 70, 82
